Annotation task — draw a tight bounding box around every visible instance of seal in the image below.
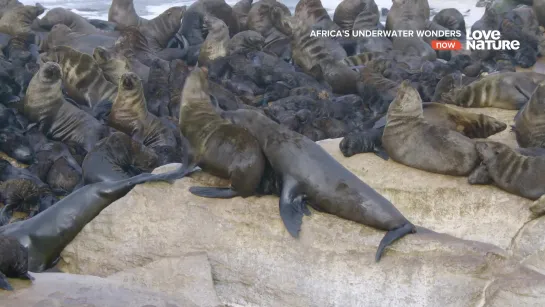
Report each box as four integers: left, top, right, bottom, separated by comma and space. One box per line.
232, 0, 253, 31
39, 7, 119, 36
247, 0, 292, 57
107, 72, 181, 164
139, 6, 187, 56
145, 58, 171, 116
284, 16, 358, 94
108, 0, 147, 29
82, 132, 158, 185
227, 30, 265, 54
333, 0, 379, 30
92, 46, 131, 86
0, 126, 34, 164
474, 141, 545, 200
432, 8, 466, 39
382, 80, 479, 176
0, 234, 33, 291
40, 45, 118, 109
295, 0, 342, 31
188, 0, 240, 36
159, 67, 266, 198
197, 15, 230, 67
444, 72, 545, 110
0, 178, 46, 226
0, 173, 165, 272
110, 25, 161, 67
20, 61, 108, 152
0, 3, 44, 36
168, 59, 191, 118
43, 24, 117, 55
201, 107, 417, 262
514, 81, 545, 148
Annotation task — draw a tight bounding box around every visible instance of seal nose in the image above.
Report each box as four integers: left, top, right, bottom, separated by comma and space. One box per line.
42, 63, 61, 80
122, 75, 135, 90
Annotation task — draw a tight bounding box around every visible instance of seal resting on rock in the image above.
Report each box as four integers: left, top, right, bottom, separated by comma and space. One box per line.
107, 72, 182, 164
20, 61, 109, 152
82, 132, 158, 184
204, 107, 417, 261
382, 80, 479, 176
474, 141, 545, 200
43, 24, 117, 55
0, 234, 33, 291
0, 173, 165, 272
157, 67, 266, 198
514, 82, 545, 148
0, 3, 44, 36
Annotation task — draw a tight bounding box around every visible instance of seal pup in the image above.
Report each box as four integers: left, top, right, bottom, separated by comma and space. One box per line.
0, 3, 44, 36
382, 81, 479, 176
445, 72, 545, 110
227, 30, 264, 54
0, 172, 164, 272
107, 72, 181, 164
474, 141, 545, 200
82, 132, 158, 184
21, 61, 109, 153
514, 82, 545, 148
41, 45, 118, 109
0, 235, 33, 291
0, 126, 34, 164
108, 0, 147, 28
160, 67, 266, 198
211, 107, 416, 261
0, 179, 45, 226
197, 15, 230, 67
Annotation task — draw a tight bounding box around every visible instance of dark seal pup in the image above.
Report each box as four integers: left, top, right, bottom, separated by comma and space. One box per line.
216, 108, 415, 261
0, 173, 162, 272
0, 234, 33, 291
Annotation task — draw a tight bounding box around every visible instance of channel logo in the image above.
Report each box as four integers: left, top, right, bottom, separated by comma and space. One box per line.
431, 30, 520, 51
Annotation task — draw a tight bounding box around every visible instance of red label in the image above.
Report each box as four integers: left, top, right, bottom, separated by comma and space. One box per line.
431, 40, 462, 51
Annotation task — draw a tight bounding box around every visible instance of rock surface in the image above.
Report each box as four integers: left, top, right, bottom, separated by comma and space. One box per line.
0, 272, 199, 307
58, 107, 545, 306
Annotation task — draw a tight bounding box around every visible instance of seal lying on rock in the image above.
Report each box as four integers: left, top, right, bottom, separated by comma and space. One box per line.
382, 81, 480, 176
0, 3, 44, 36
43, 24, 117, 56
39, 7, 119, 36
514, 82, 545, 148
0, 234, 33, 291
20, 61, 109, 153
474, 141, 545, 200
212, 107, 416, 261
0, 173, 164, 272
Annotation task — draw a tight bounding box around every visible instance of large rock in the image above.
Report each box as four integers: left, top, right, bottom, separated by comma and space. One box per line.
58, 107, 545, 306
0, 272, 199, 307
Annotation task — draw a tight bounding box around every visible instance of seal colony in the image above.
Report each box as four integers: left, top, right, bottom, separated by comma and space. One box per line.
0, 0, 544, 291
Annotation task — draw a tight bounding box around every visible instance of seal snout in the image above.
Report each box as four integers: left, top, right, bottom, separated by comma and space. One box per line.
120, 73, 138, 90
41, 62, 61, 81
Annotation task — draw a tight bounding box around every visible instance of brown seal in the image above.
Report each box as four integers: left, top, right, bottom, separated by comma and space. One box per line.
0, 3, 44, 36
295, 0, 341, 30
0, 234, 33, 291
284, 16, 358, 94
474, 141, 545, 200
107, 72, 181, 164
514, 81, 545, 148
247, 0, 291, 47
333, 0, 379, 30
40, 45, 118, 109
227, 30, 264, 54
171, 67, 266, 198
197, 15, 229, 67
108, 0, 148, 29
232, 0, 253, 31
43, 24, 117, 55
39, 7, 119, 36
188, 0, 240, 36
382, 80, 479, 176
140, 6, 187, 53
444, 71, 545, 110
20, 61, 108, 152
92, 46, 131, 86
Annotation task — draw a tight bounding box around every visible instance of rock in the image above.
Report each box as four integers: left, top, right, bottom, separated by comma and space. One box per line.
0, 272, 199, 307
108, 253, 222, 307
59, 107, 545, 306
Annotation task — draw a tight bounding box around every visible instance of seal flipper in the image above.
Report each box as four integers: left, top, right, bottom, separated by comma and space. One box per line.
279, 177, 310, 238
375, 223, 416, 262
0, 202, 14, 226
373, 146, 389, 160
189, 186, 240, 198
0, 271, 13, 291
19, 272, 34, 281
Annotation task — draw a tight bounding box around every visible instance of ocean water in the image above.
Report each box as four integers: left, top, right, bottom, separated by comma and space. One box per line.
19, 0, 486, 30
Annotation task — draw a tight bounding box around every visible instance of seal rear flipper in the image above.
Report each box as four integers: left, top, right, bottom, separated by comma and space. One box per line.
375, 223, 416, 262
19, 272, 34, 281
279, 194, 310, 238
373, 147, 389, 160
0, 272, 13, 291
189, 186, 240, 198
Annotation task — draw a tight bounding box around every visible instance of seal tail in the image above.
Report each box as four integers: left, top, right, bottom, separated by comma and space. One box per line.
375, 223, 416, 262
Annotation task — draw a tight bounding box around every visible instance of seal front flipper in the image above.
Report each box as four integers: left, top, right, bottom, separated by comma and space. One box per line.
375, 223, 416, 262
374, 146, 389, 160
18, 272, 34, 281
0, 271, 13, 291
279, 177, 310, 238
189, 186, 240, 198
